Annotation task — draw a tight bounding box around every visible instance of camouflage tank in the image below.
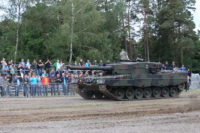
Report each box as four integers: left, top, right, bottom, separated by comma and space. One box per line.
69, 61, 188, 100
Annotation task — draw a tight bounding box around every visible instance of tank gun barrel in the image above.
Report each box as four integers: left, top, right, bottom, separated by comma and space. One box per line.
68, 66, 113, 71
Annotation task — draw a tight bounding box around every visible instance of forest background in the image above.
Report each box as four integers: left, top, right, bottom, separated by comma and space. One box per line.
0, 0, 199, 72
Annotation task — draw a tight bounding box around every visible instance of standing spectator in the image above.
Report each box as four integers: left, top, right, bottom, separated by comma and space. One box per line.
20, 59, 26, 68
41, 75, 50, 96
26, 59, 31, 70
98, 60, 103, 66
56, 69, 62, 77
85, 60, 91, 67
73, 61, 78, 66
69, 73, 75, 96
1, 57, 6, 65
79, 59, 83, 66
0, 74, 2, 96
37, 59, 44, 76
13, 74, 21, 96
164, 61, 170, 70
55, 73, 62, 96
23, 74, 30, 97
92, 60, 97, 66
60, 60, 65, 71
53, 60, 61, 72
161, 64, 166, 71
91, 71, 96, 77
36, 75, 42, 96
9, 64, 16, 80
19, 69, 24, 79
171, 61, 176, 70
2, 63, 9, 76
61, 73, 68, 96
50, 74, 56, 96
30, 74, 38, 97
32, 59, 38, 75
7, 60, 12, 68
2, 76, 8, 96
17, 64, 24, 74
187, 68, 192, 91
42, 70, 49, 78
180, 65, 187, 72
49, 69, 55, 78
45, 59, 52, 73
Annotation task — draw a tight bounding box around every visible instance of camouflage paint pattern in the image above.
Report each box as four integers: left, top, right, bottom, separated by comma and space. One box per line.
69, 61, 188, 100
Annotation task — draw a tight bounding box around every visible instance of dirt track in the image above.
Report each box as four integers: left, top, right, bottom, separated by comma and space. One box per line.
0, 90, 200, 133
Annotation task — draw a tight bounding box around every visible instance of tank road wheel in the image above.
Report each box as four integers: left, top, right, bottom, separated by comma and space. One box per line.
143, 88, 152, 98
152, 87, 161, 98
114, 88, 125, 100
170, 87, 178, 97
161, 87, 169, 97
135, 88, 143, 99
126, 88, 134, 100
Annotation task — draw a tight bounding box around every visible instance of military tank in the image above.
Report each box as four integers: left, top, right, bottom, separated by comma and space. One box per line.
69, 61, 188, 100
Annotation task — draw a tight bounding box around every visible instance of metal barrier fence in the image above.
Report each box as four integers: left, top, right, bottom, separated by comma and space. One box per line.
0, 83, 77, 97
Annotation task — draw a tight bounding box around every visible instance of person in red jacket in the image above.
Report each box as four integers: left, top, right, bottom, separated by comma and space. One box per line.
41, 76, 49, 96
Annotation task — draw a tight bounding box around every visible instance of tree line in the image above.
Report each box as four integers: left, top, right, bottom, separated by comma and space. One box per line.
0, 0, 199, 71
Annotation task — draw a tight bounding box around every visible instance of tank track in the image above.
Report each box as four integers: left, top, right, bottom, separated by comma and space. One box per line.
73, 83, 186, 101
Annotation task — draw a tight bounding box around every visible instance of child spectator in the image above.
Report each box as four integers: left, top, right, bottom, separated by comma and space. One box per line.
41, 75, 50, 96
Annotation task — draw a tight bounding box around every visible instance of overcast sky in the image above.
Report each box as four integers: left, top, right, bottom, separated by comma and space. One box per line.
0, 0, 199, 31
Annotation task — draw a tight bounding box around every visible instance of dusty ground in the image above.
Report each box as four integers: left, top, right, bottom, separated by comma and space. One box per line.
0, 90, 200, 133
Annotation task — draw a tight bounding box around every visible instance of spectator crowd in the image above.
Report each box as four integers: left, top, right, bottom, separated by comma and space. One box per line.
0, 58, 190, 98
0, 58, 104, 97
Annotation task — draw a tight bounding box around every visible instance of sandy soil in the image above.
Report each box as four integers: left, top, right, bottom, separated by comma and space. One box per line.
0, 90, 200, 133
